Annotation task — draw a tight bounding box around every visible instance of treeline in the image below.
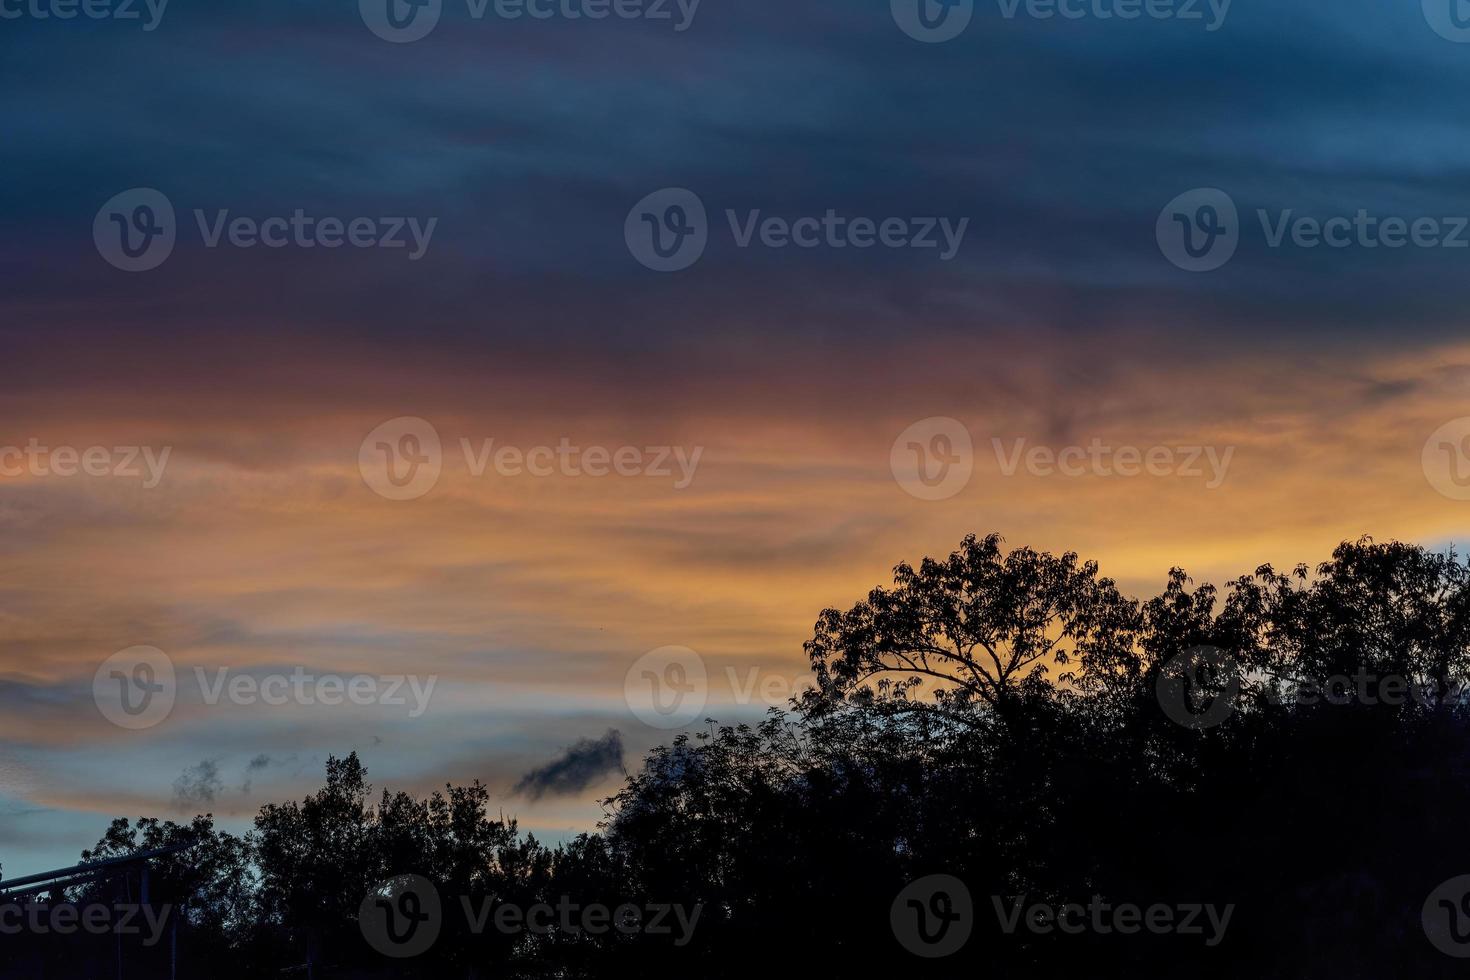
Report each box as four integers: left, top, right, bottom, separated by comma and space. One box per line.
6, 533, 1470, 977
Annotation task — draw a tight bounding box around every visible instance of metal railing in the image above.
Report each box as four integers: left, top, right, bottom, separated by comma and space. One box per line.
0, 840, 194, 899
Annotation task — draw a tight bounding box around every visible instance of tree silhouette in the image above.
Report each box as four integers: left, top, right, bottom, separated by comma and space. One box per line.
803, 532, 1138, 724
8, 533, 1470, 978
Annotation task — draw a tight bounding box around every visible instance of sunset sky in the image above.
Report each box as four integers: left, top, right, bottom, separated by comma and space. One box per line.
6, 0, 1470, 875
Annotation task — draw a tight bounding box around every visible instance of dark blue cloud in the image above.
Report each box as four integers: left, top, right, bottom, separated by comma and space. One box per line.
4, 0, 1470, 374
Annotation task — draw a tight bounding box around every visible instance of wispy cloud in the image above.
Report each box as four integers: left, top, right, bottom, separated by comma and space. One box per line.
514, 731, 625, 801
